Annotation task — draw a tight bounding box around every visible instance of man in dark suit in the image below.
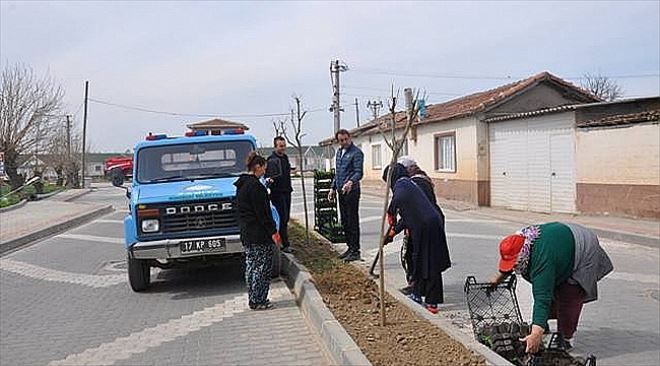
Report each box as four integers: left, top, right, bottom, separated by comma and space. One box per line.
266, 136, 294, 253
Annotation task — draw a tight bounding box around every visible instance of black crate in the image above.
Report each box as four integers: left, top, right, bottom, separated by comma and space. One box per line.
464, 275, 524, 340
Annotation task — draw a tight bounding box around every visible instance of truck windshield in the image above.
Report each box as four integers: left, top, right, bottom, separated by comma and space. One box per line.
136, 140, 253, 183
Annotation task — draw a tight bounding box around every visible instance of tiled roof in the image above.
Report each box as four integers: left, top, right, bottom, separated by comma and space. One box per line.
319, 71, 598, 145
187, 118, 249, 130
578, 110, 660, 128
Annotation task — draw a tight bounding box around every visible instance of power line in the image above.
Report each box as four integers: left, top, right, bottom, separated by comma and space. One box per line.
88, 98, 314, 119
350, 67, 660, 81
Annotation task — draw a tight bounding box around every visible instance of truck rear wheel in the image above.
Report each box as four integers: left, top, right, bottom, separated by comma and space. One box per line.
128, 256, 150, 292
271, 246, 281, 278
110, 167, 125, 186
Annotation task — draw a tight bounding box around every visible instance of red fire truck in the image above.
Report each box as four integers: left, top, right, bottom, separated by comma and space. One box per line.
104, 156, 133, 183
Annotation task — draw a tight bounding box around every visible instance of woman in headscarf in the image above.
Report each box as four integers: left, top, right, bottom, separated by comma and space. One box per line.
490, 222, 613, 353
383, 163, 451, 314
234, 152, 282, 310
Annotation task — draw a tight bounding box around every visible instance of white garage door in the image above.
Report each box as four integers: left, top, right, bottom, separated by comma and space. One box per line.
490, 114, 576, 213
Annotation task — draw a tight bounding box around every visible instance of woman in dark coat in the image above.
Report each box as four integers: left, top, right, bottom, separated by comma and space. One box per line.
383, 163, 451, 313
234, 152, 282, 310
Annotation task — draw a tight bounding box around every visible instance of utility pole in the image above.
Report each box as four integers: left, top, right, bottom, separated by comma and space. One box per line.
65, 115, 72, 158
329, 60, 348, 135
81, 81, 89, 188
354, 98, 360, 127
367, 99, 383, 121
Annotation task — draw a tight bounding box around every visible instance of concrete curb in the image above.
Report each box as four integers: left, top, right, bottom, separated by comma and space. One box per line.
281, 252, 372, 366
299, 222, 512, 366
469, 210, 659, 248
0, 199, 28, 213
62, 188, 93, 202
0, 204, 114, 256
36, 189, 64, 200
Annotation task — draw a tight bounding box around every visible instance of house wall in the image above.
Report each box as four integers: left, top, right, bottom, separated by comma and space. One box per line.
576, 122, 660, 218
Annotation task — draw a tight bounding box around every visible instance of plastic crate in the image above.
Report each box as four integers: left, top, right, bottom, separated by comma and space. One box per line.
464, 275, 524, 340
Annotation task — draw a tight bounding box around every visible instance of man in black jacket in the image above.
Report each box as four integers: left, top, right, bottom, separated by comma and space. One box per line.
265, 136, 294, 253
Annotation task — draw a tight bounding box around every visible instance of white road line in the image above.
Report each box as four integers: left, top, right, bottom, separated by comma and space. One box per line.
95, 219, 124, 224
48, 287, 290, 366
446, 233, 502, 240
57, 234, 124, 244
445, 218, 506, 224
606, 271, 660, 285
0, 258, 126, 288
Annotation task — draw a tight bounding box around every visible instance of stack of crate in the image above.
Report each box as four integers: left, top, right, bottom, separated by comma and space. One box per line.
313, 170, 344, 243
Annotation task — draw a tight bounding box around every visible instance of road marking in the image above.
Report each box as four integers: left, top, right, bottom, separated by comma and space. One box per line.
95, 219, 124, 224
48, 286, 290, 366
0, 258, 126, 288
57, 234, 124, 244
445, 218, 506, 224
606, 271, 660, 285
447, 233, 502, 240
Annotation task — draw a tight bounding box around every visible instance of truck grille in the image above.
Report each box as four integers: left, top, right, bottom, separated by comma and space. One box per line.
157, 199, 238, 234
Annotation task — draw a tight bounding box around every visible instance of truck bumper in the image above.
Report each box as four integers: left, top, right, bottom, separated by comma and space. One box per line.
129, 234, 243, 260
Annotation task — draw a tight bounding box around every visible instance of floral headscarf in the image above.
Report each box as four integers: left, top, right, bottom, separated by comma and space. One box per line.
513, 225, 541, 277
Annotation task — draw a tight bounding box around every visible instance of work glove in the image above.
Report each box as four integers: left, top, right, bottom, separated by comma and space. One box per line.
271, 232, 282, 247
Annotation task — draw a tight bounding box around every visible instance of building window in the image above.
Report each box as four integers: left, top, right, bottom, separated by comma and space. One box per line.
95, 165, 102, 172
434, 133, 456, 172
372, 144, 382, 170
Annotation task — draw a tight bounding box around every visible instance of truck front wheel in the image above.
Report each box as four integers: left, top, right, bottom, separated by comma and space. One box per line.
128, 256, 150, 292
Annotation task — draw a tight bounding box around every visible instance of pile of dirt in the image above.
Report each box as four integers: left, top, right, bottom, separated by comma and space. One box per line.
289, 224, 485, 366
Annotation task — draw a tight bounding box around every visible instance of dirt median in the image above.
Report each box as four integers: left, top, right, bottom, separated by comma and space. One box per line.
289, 223, 485, 366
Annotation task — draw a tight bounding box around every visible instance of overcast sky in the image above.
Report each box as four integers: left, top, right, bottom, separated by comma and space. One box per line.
2, 1, 659, 152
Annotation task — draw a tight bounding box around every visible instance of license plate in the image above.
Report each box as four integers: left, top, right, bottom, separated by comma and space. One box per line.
179, 238, 226, 254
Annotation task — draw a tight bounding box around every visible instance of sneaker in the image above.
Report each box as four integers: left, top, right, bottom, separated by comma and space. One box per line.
281, 246, 295, 254
399, 285, 414, 296
407, 293, 422, 304
425, 304, 439, 314
338, 249, 352, 259
343, 252, 361, 262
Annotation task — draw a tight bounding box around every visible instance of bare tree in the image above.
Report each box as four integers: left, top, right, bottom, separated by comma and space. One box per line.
373, 86, 422, 326
281, 96, 310, 245
0, 64, 64, 189
45, 123, 81, 187
580, 73, 624, 101
272, 119, 285, 136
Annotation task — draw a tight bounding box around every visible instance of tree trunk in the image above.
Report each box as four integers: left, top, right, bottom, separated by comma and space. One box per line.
298, 147, 310, 244
3, 149, 23, 190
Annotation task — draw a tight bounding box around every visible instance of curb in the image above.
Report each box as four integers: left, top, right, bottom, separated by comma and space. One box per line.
0, 204, 114, 256
0, 199, 28, 213
469, 210, 659, 248
62, 188, 93, 202
301, 223, 511, 366
281, 252, 372, 366
36, 189, 64, 200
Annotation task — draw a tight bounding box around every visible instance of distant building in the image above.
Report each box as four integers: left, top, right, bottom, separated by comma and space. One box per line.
257, 146, 329, 173
187, 118, 249, 135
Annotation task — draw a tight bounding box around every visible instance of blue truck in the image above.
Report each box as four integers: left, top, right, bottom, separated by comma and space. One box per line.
113, 130, 280, 292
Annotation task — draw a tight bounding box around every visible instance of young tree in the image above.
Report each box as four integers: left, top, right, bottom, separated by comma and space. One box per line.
0, 64, 64, 189
580, 73, 624, 101
374, 86, 422, 326
280, 96, 311, 245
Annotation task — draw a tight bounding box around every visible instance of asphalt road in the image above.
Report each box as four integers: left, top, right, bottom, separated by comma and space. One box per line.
0, 184, 329, 366
290, 178, 660, 366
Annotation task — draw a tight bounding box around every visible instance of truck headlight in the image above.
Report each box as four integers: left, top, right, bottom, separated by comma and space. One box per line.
141, 219, 160, 233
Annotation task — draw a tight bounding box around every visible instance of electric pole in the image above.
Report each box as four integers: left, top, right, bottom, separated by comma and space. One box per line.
66, 115, 72, 158
367, 99, 383, 121
354, 98, 360, 127
329, 60, 348, 135
81, 81, 89, 188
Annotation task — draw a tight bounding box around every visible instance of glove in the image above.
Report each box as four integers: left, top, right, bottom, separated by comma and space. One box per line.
271, 232, 282, 246
383, 235, 394, 245
387, 213, 395, 226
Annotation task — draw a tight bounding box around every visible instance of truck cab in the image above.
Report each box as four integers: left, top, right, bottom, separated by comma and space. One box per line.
118, 130, 280, 292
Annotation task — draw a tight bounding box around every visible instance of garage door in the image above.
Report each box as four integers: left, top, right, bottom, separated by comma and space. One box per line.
490, 114, 576, 213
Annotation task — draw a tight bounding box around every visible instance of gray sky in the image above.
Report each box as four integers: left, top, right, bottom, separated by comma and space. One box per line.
2, 1, 659, 152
